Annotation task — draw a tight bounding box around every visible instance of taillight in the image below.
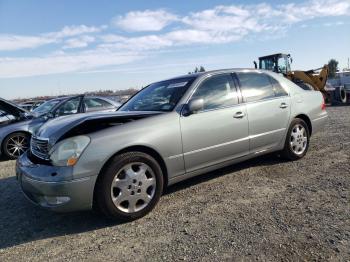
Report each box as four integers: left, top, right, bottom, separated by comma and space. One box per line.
321, 97, 326, 110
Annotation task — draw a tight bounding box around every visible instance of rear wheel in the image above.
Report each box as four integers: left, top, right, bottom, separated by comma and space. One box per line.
95, 152, 164, 221
2, 132, 30, 159
281, 119, 310, 160
339, 86, 347, 104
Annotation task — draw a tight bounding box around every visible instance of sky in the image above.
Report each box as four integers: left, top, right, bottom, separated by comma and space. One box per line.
0, 0, 349, 100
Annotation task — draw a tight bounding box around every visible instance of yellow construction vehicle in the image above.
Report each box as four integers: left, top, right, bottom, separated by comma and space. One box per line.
254, 53, 332, 103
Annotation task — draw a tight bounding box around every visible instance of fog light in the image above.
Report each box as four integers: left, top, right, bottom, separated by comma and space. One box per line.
43, 196, 70, 205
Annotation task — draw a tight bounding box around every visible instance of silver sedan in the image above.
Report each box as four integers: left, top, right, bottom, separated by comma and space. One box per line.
16, 69, 327, 221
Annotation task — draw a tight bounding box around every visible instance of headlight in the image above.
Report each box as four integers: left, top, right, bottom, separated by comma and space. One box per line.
49, 136, 90, 166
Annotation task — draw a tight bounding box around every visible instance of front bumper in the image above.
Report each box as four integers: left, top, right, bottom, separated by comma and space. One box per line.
16, 152, 97, 212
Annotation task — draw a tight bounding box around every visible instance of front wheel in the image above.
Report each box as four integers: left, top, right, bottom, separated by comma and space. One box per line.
281, 119, 310, 160
95, 152, 164, 221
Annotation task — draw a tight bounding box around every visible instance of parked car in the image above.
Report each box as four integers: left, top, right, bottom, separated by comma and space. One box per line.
0, 95, 120, 159
19, 100, 46, 112
16, 69, 327, 221
0, 99, 30, 127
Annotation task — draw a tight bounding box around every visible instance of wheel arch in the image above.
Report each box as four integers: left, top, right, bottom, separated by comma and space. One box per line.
294, 114, 312, 135
93, 145, 169, 208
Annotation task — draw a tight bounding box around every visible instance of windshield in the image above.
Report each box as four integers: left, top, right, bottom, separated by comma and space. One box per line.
32, 99, 60, 115
119, 77, 196, 112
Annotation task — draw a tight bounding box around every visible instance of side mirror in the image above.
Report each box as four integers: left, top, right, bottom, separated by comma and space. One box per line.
253, 61, 257, 69
183, 98, 204, 116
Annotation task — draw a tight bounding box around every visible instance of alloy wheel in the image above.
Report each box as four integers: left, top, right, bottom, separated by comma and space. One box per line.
110, 162, 156, 213
290, 124, 307, 155
6, 134, 29, 158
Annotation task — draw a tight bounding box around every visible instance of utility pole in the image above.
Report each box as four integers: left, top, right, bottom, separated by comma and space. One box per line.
348, 57, 349, 70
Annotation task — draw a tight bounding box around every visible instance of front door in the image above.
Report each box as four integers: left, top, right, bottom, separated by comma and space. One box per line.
180, 73, 249, 173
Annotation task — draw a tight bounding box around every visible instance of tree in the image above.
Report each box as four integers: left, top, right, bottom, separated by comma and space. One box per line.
188, 66, 206, 74
328, 59, 339, 78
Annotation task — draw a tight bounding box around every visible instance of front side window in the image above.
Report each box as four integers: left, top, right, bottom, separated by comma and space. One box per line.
55, 97, 81, 117
191, 74, 238, 111
119, 77, 196, 112
237, 72, 275, 103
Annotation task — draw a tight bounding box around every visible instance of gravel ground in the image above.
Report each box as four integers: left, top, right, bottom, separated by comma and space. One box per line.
0, 106, 349, 261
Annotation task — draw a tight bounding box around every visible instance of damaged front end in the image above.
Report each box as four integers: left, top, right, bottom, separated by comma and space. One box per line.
28, 111, 161, 165
0, 98, 31, 126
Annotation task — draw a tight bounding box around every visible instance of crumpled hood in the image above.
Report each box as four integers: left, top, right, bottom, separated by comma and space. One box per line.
0, 98, 28, 117
35, 110, 162, 145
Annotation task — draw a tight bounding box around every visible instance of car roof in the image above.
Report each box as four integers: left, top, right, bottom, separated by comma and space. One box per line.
165, 68, 267, 81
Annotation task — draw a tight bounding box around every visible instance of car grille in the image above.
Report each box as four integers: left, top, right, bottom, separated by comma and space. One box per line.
31, 136, 50, 160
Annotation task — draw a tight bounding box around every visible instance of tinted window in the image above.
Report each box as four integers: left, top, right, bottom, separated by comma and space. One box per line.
268, 76, 288, 97
237, 72, 275, 102
55, 97, 81, 117
84, 98, 114, 112
191, 74, 238, 111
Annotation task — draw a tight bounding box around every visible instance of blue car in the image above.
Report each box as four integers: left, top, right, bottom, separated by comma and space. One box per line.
0, 95, 120, 159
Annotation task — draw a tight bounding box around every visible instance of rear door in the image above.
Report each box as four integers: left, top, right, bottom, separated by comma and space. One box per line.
235, 72, 290, 152
180, 73, 249, 173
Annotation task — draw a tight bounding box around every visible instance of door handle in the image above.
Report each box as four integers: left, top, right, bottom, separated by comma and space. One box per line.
233, 112, 245, 119
280, 103, 288, 109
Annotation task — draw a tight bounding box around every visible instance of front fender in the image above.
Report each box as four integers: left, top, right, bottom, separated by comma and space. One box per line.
73, 112, 184, 182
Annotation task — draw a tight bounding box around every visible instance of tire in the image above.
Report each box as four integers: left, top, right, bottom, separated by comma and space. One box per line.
339, 86, 347, 104
281, 118, 310, 161
2, 132, 30, 160
95, 152, 164, 221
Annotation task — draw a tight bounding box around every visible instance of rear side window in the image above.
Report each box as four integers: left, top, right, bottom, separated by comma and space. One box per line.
268, 76, 288, 97
192, 74, 238, 110
84, 98, 115, 112
237, 72, 275, 103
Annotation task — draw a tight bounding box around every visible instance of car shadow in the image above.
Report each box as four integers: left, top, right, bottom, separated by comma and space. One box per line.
0, 153, 284, 250
0, 156, 9, 162
0, 176, 120, 250
165, 153, 284, 195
